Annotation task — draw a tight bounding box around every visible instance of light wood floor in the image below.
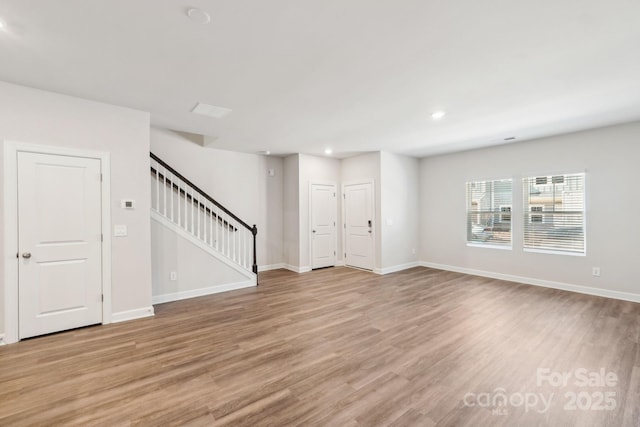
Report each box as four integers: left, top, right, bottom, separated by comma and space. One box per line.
1, 267, 639, 426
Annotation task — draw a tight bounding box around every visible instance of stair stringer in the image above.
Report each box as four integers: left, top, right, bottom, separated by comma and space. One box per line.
151, 211, 256, 303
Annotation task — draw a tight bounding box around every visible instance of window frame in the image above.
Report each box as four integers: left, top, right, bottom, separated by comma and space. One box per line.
466, 178, 513, 250
522, 172, 586, 256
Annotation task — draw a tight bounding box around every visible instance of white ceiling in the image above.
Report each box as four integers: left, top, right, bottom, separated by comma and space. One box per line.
1, 1, 640, 158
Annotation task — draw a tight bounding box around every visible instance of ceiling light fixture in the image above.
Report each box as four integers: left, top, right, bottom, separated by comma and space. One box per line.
324, 148, 333, 155
260, 150, 271, 155
0, 19, 5, 30
187, 8, 211, 25
504, 136, 516, 141
431, 111, 446, 120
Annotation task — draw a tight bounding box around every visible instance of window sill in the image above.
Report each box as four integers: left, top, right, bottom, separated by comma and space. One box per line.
523, 248, 586, 257
467, 243, 513, 251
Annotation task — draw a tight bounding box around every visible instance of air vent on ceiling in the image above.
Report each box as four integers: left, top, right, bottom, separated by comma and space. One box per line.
191, 102, 232, 119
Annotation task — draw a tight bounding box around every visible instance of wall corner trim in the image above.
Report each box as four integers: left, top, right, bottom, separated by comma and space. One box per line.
374, 262, 421, 275
419, 261, 640, 303
111, 307, 155, 324
258, 263, 286, 272
283, 264, 312, 274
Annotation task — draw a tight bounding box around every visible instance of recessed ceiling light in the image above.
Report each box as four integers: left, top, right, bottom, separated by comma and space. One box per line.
191, 102, 232, 119
0, 20, 5, 30
324, 148, 333, 155
187, 8, 211, 25
260, 150, 271, 155
504, 136, 516, 141
431, 111, 446, 120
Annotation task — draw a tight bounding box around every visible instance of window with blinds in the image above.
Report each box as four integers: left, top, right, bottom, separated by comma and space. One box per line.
466, 179, 512, 247
523, 173, 585, 254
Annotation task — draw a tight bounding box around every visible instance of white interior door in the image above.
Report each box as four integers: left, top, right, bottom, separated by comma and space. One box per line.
18, 152, 103, 339
344, 182, 374, 270
311, 183, 337, 269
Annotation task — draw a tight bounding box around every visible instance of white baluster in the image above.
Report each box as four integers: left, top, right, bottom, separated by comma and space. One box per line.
170, 173, 174, 222
197, 192, 201, 239
203, 201, 207, 244
163, 167, 167, 216
191, 188, 195, 235
209, 204, 213, 247
215, 207, 219, 251
177, 180, 181, 228
220, 213, 224, 254
154, 162, 159, 212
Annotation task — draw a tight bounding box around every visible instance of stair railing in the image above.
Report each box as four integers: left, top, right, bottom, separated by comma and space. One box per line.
150, 152, 258, 275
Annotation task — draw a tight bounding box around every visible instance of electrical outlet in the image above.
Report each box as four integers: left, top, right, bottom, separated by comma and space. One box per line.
170, 271, 177, 281
592, 267, 601, 277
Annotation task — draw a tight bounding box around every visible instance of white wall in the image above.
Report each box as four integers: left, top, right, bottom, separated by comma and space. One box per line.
150, 128, 284, 268
0, 81, 152, 335
420, 121, 640, 297
298, 154, 342, 270
380, 152, 420, 271
283, 155, 300, 268
341, 152, 382, 269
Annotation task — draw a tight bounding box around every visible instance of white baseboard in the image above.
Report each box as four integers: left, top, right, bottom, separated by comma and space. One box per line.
374, 261, 421, 275
283, 264, 312, 273
152, 280, 256, 305
111, 306, 155, 323
258, 263, 285, 272
0, 334, 5, 346
336, 260, 345, 267
419, 261, 640, 304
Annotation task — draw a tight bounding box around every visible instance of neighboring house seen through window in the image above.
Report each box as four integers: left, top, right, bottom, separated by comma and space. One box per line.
466, 179, 512, 247
523, 173, 585, 254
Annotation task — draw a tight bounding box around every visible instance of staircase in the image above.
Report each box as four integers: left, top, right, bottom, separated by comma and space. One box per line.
150, 153, 257, 284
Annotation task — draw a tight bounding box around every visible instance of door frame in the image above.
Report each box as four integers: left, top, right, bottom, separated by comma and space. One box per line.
3, 141, 112, 344
309, 181, 337, 269
342, 180, 376, 271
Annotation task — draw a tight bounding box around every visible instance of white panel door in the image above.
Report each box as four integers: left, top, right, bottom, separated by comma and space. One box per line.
18, 152, 103, 339
311, 183, 337, 269
344, 182, 374, 270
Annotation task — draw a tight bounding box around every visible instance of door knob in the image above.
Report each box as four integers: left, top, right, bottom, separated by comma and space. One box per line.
22, 252, 32, 259
312, 230, 316, 233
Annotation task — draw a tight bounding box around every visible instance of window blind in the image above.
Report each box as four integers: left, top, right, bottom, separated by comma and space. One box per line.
523, 173, 585, 254
466, 179, 512, 246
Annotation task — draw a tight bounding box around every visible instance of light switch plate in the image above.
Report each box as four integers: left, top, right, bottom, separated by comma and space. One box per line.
114, 225, 128, 237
